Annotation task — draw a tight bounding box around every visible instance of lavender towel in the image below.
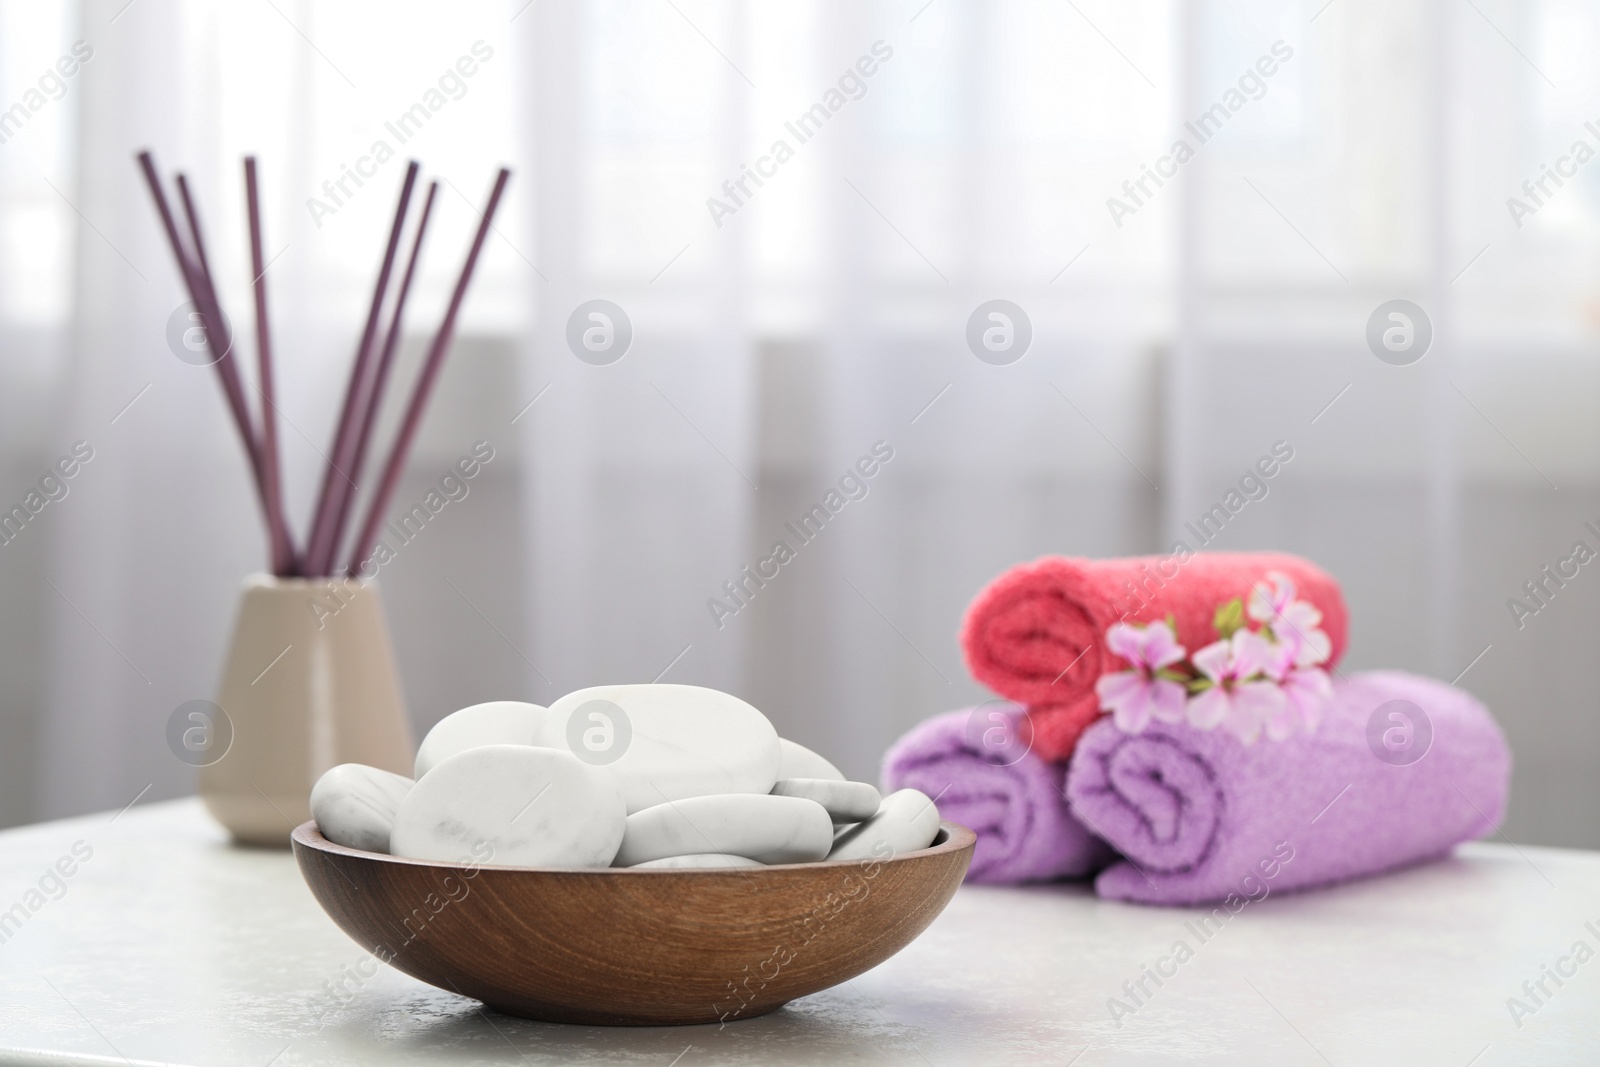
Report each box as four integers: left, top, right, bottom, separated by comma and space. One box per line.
1065, 670, 1512, 905
883, 704, 1112, 884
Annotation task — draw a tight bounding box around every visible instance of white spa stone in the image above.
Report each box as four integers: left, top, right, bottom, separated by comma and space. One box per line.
413, 701, 546, 780
310, 764, 414, 854
540, 684, 781, 814
777, 738, 845, 782
827, 788, 942, 863
392, 744, 625, 868
613, 793, 832, 867
628, 853, 764, 869
770, 778, 881, 824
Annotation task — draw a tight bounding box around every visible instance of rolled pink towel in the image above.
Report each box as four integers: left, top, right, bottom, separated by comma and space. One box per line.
883, 705, 1112, 883
960, 552, 1349, 760
1065, 670, 1511, 905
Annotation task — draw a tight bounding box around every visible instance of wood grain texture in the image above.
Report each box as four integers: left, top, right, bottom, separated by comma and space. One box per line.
292, 819, 974, 1026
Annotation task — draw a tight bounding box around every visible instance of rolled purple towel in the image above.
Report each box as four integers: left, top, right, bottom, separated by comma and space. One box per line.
882, 704, 1112, 883
1065, 670, 1511, 905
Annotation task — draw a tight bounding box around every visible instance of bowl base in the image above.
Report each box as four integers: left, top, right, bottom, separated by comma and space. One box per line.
481, 998, 790, 1027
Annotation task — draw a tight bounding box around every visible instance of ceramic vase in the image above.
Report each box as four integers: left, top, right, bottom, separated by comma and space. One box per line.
200, 574, 414, 846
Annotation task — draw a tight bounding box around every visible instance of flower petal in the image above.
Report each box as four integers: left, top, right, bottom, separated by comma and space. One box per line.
1234, 680, 1288, 718
1247, 581, 1275, 623
1283, 597, 1322, 630
1284, 667, 1333, 699
1284, 668, 1333, 731
1096, 670, 1145, 709
1230, 629, 1277, 679
1292, 627, 1333, 668
1142, 621, 1187, 670
1111, 681, 1156, 734
1191, 639, 1232, 684
1225, 681, 1287, 744
1105, 623, 1146, 665
1149, 678, 1188, 723
1257, 636, 1295, 684
1186, 687, 1230, 730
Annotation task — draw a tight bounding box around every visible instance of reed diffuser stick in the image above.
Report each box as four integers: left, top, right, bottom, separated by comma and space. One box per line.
244, 157, 297, 576
174, 176, 263, 488
135, 154, 264, 492
332, 181, 439, 571
303, 162, 420, 576
347, 169, 510, 575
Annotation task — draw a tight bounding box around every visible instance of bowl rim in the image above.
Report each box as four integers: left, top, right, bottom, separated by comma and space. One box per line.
292, 819, 976, 874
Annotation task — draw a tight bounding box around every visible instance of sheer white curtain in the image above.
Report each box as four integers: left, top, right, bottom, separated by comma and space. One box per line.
5, 0, 1599, 847
0, 0, 82, 823
519, 0, 754, 705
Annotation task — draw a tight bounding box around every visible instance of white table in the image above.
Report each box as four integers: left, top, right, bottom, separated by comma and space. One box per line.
0, 799, 1594, 1066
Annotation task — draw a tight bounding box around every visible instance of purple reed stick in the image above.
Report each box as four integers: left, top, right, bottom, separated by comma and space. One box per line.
174, 175, 263, 493
303, 161, 420, 576
139, 153, 260, 476
136, 154, 264, 492
332, 181, 439, 573
347, 169, 510, 576
244, 157, 297, 576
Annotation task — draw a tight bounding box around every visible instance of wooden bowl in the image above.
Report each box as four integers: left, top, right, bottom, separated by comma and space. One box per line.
292, 820, 975, 1026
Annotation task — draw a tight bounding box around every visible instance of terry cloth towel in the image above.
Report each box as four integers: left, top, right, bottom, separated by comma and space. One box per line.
960, 552, 1349, 760
1064, 670, 1511, 905
882, 704, 1113, 883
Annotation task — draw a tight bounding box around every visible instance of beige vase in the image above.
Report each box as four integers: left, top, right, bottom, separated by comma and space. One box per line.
200, 574, 415, 846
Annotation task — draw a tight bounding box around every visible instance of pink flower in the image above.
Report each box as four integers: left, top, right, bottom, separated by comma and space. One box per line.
1276, 667, 1333, 736
1260, 639, 1334, 738
1248, 571, 1331, 668
1186, 630, 1286, 745
1095, 621, 1187, 734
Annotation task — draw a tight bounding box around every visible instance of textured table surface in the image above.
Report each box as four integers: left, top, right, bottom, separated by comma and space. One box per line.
0, 798, 1595, 1066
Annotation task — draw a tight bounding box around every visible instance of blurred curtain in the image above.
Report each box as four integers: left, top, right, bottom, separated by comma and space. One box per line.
2, 0, 1597, 846
519, 0, 755, 706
